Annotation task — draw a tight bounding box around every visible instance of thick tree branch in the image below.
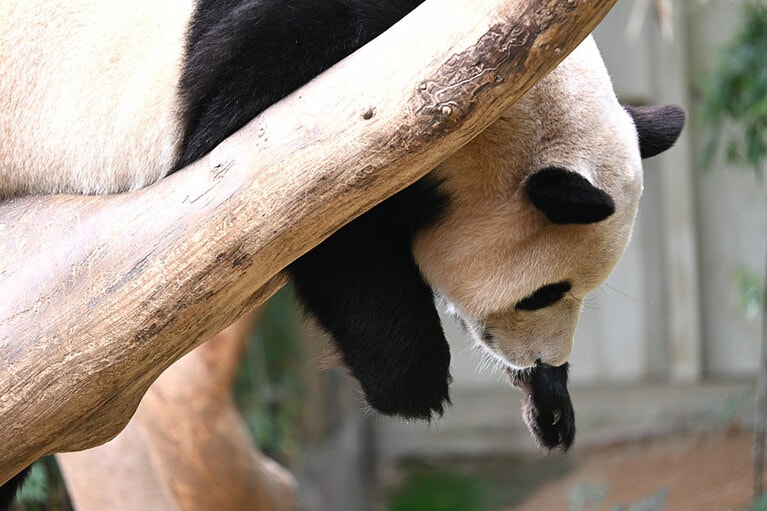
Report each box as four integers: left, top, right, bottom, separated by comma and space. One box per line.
0, 0, 616, 483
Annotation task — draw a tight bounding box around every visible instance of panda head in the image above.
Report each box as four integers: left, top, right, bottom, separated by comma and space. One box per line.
292, 36, 684, 423
413, 36, 684, 371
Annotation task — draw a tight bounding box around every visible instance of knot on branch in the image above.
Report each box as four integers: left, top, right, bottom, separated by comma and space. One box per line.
416, 23, 535, 121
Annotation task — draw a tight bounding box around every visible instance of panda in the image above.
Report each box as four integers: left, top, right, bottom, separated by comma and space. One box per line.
0, 0, 684, 506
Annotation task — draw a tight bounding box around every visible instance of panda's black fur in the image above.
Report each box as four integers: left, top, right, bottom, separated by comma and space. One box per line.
175, 0, 425, 169
169, 0, 453, 421
0, 0, 686, 507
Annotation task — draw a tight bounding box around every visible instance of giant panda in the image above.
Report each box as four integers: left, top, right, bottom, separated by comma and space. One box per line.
0, 0, 685, 506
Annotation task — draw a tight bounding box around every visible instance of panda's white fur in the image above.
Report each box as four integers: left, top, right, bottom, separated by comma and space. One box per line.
0, 0, 192, 198
415, 37, 643, 369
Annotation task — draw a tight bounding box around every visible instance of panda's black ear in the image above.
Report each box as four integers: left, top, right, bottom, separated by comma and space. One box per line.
525, 167, 615, 224
289, 209, 452, 420
624, 104, 686, 159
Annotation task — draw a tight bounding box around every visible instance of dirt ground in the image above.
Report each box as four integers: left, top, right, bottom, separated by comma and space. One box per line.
512, 425, 761, 511
388, 426, 762, 511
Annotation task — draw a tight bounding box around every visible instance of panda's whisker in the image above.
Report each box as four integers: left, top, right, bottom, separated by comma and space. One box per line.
600, 282, 645, 303
581, 295, 600, 311
475, 349, 493, 371
568, 290, 599, 311
459, 342, 479, 358
475, 348, 507, 376
466, 343, 495, 374
466, 341, 484, 357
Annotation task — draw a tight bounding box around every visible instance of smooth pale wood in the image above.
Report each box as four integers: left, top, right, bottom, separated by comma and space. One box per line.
137, 312, 296, 511
57, 422, 180, 511
0, 0, 616, 483
57, 312, 296, 511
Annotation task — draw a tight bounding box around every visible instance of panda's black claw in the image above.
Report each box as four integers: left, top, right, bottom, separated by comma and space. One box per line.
508, 363, 575, 451
551, 408, 561, 425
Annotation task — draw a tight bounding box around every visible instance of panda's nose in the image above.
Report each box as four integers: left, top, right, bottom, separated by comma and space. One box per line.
533, 343, 572, 368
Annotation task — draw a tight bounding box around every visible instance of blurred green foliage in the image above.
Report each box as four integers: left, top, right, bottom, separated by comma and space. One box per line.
16, 464, 48, 510
14, 457, 70, 511
735, 267, 766, 321
234, 285, 306, 464
387, 470, 497, 511
700, 1, 766, 325
744, 491, 767, 511
700, 1, 767, 174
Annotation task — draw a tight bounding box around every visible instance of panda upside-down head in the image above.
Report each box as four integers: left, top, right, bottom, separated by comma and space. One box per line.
417, 37, 671, 372
292, 36, 685, 427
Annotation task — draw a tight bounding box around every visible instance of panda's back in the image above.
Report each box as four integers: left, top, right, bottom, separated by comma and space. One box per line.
0, 0, 194, 199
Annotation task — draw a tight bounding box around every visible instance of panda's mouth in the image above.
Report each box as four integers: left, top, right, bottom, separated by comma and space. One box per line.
440, 294, 541, 370
467, 321, 534, 370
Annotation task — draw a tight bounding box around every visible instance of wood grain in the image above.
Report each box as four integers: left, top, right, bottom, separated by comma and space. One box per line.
0, 0, 616, 483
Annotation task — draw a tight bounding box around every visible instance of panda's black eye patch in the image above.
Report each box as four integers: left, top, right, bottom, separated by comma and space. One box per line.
516, 281, 572, 311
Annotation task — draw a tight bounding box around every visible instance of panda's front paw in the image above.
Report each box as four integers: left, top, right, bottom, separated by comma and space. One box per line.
356, 348, 452, 421
364, 376, 452, 421
508, 363, 575, 450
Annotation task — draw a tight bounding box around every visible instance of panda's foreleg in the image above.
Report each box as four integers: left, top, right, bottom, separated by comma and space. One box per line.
0, 465, 31, 511
508, 363, 575, 450
289, 200, 452, 421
